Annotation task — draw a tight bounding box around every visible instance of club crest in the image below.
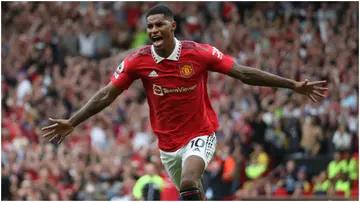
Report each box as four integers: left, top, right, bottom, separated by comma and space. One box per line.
179, 62, 194, 78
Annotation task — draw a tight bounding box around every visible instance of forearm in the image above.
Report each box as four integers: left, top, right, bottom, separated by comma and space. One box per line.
69, 87, 116, 127
228, 63, 296, 89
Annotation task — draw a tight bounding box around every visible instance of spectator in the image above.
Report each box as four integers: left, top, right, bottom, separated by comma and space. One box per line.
332, 123, 352, 152
132, 117, 153, 152
328, 152, 347, 180
78, 23, 98, 58
265, 118, 287, 165
342, 152, 358, 181
245, 143, 269, 180
313, 171, 331, 195
16, 73, 32, 106
205, 144, 241, 200
265, 119, 287, 150
1, 164, 12, 200
294, 166, 311, 194
59, 21, 79, 57
281, 160, 297, 194
204, 153, 223, 200
282, 115, 302, 154
90, 119, 112, 152
334, 173, 351, 197
132, 163, 164, 200
249, 111, 267, 146
301, 116, 324, 156
130, 18, 149, 49
93, 21, 112, 59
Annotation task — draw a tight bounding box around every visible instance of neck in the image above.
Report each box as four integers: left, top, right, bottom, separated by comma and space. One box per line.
155, 38, 176, 58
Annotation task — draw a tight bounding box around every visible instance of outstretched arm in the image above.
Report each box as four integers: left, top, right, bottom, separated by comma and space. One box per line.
228, 63, 328, 102
69, 82, 124, 127
42, 46, 141, 144
228, 63, 297, 89
42, 82, 124, 144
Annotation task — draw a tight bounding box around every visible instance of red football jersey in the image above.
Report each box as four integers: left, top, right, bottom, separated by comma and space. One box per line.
111, 38, 234, 152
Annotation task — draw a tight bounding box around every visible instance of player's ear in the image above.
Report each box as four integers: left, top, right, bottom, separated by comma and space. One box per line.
171, 20, 176, 32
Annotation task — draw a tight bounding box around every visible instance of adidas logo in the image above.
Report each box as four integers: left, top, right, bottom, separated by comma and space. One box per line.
149, 70, 158, 77
194, 148, 201, 152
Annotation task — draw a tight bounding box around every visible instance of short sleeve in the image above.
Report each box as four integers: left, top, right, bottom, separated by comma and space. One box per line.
110, 57, 138, 90
200, 44, 235, 74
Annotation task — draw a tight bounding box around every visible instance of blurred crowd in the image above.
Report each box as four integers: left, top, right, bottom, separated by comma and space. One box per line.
1, 1, 359, 201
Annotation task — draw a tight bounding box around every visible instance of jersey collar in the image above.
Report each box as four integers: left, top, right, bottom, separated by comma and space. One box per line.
151, 38, 182, 64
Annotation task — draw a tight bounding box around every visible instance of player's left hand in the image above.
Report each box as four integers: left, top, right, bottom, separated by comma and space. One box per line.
294, 80, 328, 103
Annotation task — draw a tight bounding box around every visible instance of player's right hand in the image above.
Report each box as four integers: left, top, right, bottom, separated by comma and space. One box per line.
41, 118, 74, 144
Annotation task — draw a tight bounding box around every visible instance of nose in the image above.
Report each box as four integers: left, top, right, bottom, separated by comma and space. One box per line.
149, 26, 160, 35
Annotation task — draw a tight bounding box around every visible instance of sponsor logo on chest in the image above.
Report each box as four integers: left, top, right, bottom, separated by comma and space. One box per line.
153, 84, 197, 96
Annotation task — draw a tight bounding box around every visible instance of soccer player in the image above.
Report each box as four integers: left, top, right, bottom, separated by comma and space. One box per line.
42, 5, 328, 201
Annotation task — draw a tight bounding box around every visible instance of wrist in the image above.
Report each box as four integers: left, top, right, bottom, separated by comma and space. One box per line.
289, 80, 298, 90
68, 118, 77, 128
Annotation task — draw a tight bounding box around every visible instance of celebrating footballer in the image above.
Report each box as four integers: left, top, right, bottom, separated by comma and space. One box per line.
42, 5, 328, 201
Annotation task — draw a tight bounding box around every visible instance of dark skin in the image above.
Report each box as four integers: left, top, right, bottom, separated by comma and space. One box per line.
42, 13, 328, 200
146, 14, 176, 58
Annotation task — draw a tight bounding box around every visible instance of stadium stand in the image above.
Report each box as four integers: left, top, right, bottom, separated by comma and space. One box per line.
1, 1, 358, 201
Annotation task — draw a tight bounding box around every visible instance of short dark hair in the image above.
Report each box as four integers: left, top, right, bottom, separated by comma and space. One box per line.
146, 5, 174, 20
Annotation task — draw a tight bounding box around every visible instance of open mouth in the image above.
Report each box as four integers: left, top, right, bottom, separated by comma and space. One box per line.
152, 36, 163, 47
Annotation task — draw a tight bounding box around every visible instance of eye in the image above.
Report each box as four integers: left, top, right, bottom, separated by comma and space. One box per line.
155, 22, 165, 28
147, 24, 153, 29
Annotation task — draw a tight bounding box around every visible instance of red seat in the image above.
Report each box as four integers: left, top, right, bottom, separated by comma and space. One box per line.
222, 195, 236, 200
353, 152, 359, 160
336, 191, 345, 196
303, 191, 312, 196
351, 188, 359, 197
351, 180, 359, 188
273, 188, 288, 196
